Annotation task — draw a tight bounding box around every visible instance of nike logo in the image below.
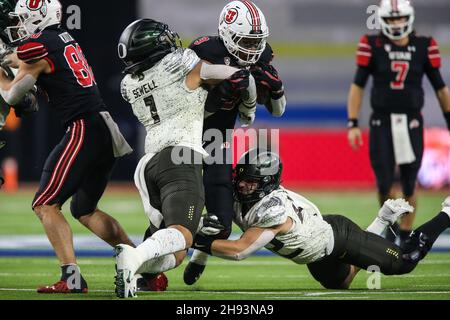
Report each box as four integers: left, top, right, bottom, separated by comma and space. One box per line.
194, 243, 206, 248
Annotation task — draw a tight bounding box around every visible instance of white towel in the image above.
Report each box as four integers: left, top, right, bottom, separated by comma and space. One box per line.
134, 153, 164, 229
390, 114, 416, 165
99, 111, 133, 158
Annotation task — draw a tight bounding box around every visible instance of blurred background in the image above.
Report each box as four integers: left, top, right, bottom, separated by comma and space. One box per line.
1, 0, 449, 191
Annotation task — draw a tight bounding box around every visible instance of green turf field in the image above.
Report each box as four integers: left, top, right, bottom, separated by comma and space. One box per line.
0, 188, 449, 300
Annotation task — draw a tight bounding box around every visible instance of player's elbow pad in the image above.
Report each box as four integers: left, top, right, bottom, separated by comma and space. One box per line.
270, 95, 286, 117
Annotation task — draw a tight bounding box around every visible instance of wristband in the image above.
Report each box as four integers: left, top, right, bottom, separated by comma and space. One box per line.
347, 119, 359, 129
192, 234, 214, 255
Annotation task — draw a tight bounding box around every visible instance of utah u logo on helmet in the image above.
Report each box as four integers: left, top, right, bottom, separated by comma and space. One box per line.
26, 0, 43, 11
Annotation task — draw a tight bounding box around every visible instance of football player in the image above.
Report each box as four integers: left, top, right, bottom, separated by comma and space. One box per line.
0, 0, 135, 293
347, 0, 450, 245
183, 0, 286, 286
192, 149, 450, 289
115, 19, 252, 298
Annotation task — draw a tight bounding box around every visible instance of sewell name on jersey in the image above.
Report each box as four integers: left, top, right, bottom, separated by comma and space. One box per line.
132, 80, 158, 99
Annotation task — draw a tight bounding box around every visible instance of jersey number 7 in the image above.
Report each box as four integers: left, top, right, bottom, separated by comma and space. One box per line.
390, 61, 410, 90
64, 44, 96, 88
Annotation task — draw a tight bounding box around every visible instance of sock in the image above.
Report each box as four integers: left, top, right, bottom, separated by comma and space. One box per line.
135, 228, 186, 262
137, 254, 177, 274
190, 249, 209, 266
366, 217, 389, 236
414, 212, 450, 245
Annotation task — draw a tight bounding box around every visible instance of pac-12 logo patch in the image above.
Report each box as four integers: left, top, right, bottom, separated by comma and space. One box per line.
225, 8, 238, 24
27, 0, 44, 10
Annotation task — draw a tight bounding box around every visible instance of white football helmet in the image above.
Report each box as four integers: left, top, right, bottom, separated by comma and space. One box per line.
7, 0, 62, 43
378, 0, 415, 40
218, 0, 269, 66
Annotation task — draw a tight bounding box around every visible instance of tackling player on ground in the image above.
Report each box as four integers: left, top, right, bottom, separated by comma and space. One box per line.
192, 149, 450, 289
0, 0, 134, 293
115, 18, 252, 298
347, 0, 450, 245
183, 0, 286, 286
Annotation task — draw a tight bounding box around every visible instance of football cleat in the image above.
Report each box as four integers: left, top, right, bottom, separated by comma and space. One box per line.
114, 244, 141, 298
183, 261, 206, 286
402, 231, 432, 263
378, 199, 414, 226
37, 280, 88, 294
137, 273, 168, 292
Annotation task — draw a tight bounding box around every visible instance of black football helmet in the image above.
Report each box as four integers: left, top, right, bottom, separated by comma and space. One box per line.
118, 19, 181, 75
233, 148, 282, 204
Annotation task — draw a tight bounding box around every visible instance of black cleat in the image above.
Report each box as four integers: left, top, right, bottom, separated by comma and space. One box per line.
183, 262, 206, 285
402, 232, 431, 263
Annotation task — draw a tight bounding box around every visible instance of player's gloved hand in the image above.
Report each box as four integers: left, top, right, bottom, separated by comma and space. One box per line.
227, 69, 250, 94
13, 90, 39, 118
251, 63, 284, 100
204, 70, 250, 112
197, 215, 226, 236
378, 199, 414, 226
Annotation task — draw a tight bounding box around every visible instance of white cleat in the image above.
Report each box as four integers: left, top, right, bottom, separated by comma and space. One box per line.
114, 244, 141, 298
441, 197, 450, 215
378, 199, 414, 226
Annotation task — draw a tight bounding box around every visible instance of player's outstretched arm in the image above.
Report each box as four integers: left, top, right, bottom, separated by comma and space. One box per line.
347, 83, 364, 150
0, 59, 49, 105
194, 227, 278, 261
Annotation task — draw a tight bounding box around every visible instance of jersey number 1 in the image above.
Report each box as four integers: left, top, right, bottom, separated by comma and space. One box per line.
390, 61, 409, 90
64, 44, 96, 88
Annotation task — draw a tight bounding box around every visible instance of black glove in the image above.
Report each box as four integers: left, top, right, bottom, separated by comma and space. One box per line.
199, 215, 226, 236
14, 90, 39, 118
204, 69, 250, 112
251, 63, 284, 100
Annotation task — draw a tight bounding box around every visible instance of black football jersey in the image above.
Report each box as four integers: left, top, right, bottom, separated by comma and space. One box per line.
189, 36, 273, 135
17, 26, 106, 126
355, 33, 444, 113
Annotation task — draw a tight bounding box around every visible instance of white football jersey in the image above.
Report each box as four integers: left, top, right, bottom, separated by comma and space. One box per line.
233, 187, 334, 264
121, 48, 208, 155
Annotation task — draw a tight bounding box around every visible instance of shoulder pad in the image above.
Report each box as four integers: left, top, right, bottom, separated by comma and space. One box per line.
251, 195, 287, 228
188, 36, 228, 63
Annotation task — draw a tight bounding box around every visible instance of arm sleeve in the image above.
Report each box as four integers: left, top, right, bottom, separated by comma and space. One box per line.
353, 66, 371, 88
353, 35, 373, 88
425, 37, 446, 91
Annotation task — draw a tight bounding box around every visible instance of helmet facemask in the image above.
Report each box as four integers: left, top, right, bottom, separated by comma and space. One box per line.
379, 15, 414, 40
220, 27, 268, 66
6, 12, 31, 43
